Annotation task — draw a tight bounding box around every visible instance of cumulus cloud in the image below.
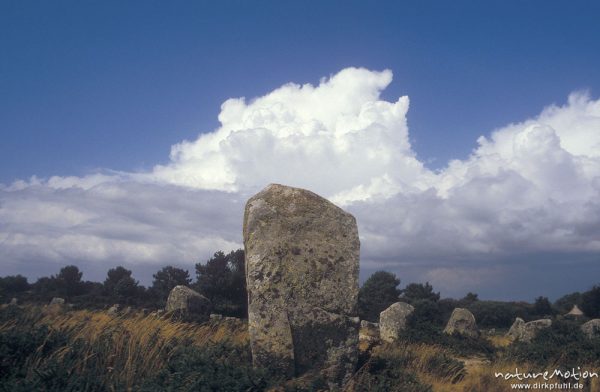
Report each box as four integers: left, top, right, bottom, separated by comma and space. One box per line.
2, 67, 600, 297
149, 67, 432, 203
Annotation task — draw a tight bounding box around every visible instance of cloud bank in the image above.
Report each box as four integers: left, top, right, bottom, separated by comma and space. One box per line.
2, 67, 600, 298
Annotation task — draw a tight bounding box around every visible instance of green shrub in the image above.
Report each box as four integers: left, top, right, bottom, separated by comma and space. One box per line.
350, 355, 432, 392
140, 343, 271, 392
401, 300, 495, 357
505, 319, 600, 368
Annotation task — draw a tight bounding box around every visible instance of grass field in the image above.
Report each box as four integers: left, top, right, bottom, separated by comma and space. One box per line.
1, 304, 599, 391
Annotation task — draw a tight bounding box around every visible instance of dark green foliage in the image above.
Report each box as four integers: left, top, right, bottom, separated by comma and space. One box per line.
505, 319, 600, 368
56, 265, 84, 299
32, 276, 61, 302
402, 300, 494, 357
104, 266, 141, 304
140, 343, 271, 392
402, 282, 440, 305
358, 271, 402, 322
0, 275, 29, 300
151, 266, 191, 306
351, 352, 432, 392
532, 296, 554, 318
467, 300, 529, 328
438, 298, 459, 324
0, 323, 107, 392
461, 292, 478, 303
195, 249, 247, 318
581, 285, 600, 318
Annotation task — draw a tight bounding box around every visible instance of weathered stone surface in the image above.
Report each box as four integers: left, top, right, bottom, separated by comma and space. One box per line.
443, 308, 479, 338
50, 297, 65, 306
581, 319, 600, 339
165, 285, 212, 322
379, 302, 414, 343
107, 304, 121, 316
9, 298, 18, 306
359, 320, 380, 344
506, 317, 525, 340
521, 319, 552, 342
507, 318, 552, 342
244, 184, 360, 387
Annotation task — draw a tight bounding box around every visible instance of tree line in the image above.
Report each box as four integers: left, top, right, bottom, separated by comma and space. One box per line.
2, 252, 600, 325
0, 249, 246, 318
357, 270, 600, 327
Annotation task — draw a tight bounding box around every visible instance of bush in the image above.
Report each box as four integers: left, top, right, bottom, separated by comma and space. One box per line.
581, 286, 600, 318
140, 343, 271, 392
401, 300, 495, 357
505, 319, 600, 368
350, 355, 432, 392
357, 271, 401, 322
468, 301, 530, 328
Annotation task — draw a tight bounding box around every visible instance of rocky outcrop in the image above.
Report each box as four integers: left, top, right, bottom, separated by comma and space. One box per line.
244, 184, 360, 387
444, 308, 479, 338
165, 285, 212, 322
379, 302, 414, 343
581, 319, 600, 339
506, 318, 552, 342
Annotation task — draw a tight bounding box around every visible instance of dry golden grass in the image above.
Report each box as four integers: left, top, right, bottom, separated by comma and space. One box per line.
368, 342, 467, 387
433, 359, 600, 391
488, 334, 512, 348
1, 306, 248, 390
355, 337, 600, 392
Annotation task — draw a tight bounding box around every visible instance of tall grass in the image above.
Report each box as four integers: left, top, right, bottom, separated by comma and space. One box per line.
0, 305, 250, 390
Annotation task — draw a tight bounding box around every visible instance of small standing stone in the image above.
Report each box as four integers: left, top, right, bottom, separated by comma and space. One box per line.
506, 317, 525, 340
507, 318, 552, 342
379, 302, 414, 343
581, 319, 600, 339
107, 304, 121, 316
443, 308, 479, 338
165, 285, 212, 322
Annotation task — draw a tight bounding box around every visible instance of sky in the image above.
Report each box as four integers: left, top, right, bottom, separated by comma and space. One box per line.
1, 1, 600, 300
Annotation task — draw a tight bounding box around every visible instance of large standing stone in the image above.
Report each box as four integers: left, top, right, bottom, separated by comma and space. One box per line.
581, 319, 600, 339
443, 308, 479, 338
244, 184, 360, 387
165, 285, 212, 322
507, 318, 552, 342
379, 302, 414, 343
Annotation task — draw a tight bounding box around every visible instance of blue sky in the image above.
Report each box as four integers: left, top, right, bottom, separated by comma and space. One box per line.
2, 1, 600, 300
3, 1, 599, 181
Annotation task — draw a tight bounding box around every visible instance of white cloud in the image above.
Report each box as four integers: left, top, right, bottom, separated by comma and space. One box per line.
2, 68, 600, 296
148, 67, 432, 202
